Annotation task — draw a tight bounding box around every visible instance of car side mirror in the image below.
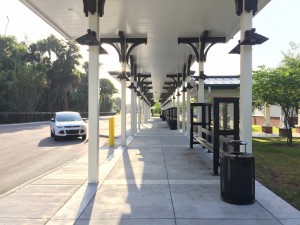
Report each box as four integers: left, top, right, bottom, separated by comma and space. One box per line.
50, 118, 55, 122
82, 118, 87, 122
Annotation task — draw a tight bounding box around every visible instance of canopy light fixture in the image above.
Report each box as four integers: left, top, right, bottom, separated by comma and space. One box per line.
127, 83, 135, 89
75, 29, 99, 46
240, 28, 268, 45
186, 83, 193, 89
181, 87, 187, 92
229, 29, 268, 54
117, 72, 130, 81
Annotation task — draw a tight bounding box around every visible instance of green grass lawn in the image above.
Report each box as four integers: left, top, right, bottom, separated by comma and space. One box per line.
253, 137, 300, 210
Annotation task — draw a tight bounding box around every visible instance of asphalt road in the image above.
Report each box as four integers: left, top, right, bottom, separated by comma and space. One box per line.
0, 115, 130, 195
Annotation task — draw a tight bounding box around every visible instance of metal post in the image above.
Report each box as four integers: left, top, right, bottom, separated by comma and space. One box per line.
109, 117, 115, 147
88, 12, 99, 183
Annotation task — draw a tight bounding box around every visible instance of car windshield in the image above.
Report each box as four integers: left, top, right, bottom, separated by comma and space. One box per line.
56, 113, 82, 122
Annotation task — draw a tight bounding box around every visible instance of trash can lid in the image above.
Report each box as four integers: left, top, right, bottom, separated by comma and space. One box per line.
227, 140, 247, 146
220, 151, 254, 159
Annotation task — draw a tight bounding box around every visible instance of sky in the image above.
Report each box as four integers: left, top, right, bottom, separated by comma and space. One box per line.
0, 0, 299, 77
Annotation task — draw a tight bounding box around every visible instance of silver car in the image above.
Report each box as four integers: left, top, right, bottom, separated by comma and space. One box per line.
50, 111, 87, 141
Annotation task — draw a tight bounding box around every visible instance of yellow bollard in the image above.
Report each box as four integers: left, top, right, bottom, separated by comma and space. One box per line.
109, 117, 115, 147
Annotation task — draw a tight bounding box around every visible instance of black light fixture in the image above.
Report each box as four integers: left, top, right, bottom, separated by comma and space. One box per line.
191, 75, 199, 81
199, 71, 206, 80
176, 91, 181, 97
117, 72, 130, 81
240, 29, 268, 45
127, 83, 135, 89
173, 95, 176, 100
229, 29, 268, 54
75, 29, 99, 46
186, 83, 193, 89
181, 86, 187, 92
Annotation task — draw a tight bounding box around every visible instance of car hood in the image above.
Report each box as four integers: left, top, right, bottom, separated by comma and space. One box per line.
55, 121, 85, 127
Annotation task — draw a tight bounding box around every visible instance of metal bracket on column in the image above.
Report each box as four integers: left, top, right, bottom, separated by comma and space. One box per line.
166, 74, 179, 97
137, 73, 151, 97
101, 31, 147, 80
83, 0, 106, 17
186, 55, 194, 89
101, 31, 147, 61
178, 31, 226, 62
166, 74, 178, 87
234, 0, 258, 16
143, 82, 152, 95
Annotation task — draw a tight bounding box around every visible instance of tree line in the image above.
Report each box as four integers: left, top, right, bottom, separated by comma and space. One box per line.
0, 34, 118, 114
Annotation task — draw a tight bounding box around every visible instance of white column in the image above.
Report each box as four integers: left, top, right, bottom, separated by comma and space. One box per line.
187, 77, 191, 138
143, 100, 146, 122
130, 81, 135, 136
121, 63, 126, 146
240, 8, 253, 153
133, 90, 137, 134
177, 91, 180, 130
144, 101, 147, 122
198, 63, 205, 102
138, 97, 141, 131
88, 13, 99, 183
198, 62, 205, 137
142, 99, 145, 123
182, 81, 186, 133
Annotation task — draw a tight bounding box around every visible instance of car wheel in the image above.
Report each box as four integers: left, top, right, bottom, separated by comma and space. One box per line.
82, 135, 86, 141
50, 129, 54, 137
54, 135, 59, 141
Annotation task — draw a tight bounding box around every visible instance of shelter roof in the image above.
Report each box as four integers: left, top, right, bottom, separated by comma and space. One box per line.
20, 0, 270, 101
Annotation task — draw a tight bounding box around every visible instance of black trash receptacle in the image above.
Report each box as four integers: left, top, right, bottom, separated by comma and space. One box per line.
169, 120, 177, 130
220, 141, 255, 205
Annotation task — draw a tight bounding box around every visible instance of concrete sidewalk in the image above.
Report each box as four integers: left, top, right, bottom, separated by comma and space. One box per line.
0, 118, 299, 225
